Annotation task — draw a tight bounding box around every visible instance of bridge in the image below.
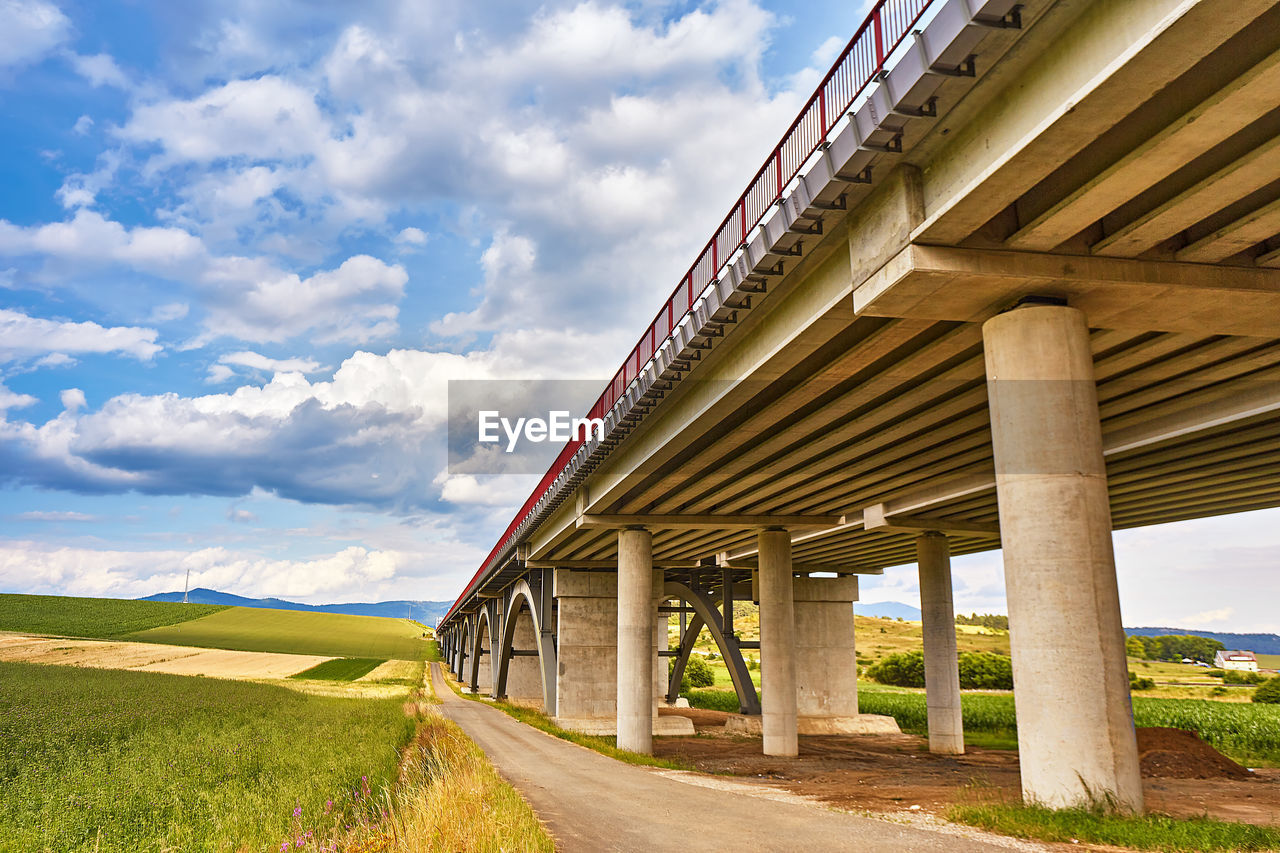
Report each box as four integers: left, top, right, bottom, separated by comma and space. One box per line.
438, 0, 1280, 815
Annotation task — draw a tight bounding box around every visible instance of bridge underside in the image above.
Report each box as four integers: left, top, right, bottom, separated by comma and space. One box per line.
442, 0, 1280, 817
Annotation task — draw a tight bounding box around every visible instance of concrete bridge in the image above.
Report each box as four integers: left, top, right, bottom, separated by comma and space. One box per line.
439, 0, 1280, 815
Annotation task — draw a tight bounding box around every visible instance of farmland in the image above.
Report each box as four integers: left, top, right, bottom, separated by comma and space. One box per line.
0, 661, 415, 852
292, 657, 386, 682
130, 606, 432, 660
0, 593, 224, 638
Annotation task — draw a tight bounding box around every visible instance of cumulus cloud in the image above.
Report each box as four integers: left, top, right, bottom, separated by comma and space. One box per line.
0, 382, 37, 411
0, 0, 70, 71
0, 541, 415, 600
219, 351, 325, 375
69, 52, 129, 88
0, 308, 161, 362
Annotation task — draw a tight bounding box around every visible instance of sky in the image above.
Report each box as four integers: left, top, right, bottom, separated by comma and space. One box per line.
0, 0, 1275, 633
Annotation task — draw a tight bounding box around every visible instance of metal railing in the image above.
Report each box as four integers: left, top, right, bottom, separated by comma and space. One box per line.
445, 0, 933, 624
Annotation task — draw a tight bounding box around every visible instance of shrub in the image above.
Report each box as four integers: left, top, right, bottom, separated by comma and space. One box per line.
958, 652, 1013, 690
1206, 669, 1225, 678
683, 655, 715, 688
1224, 670, 1265, 685
681, 688, 745, 712
1254, 677, 1280, 705
868, 650, 1014, 690
1128, 671, 1155, 691
866, 651, 925, 687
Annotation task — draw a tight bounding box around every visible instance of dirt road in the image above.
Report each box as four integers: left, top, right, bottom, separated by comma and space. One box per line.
429, 663, 1039, 853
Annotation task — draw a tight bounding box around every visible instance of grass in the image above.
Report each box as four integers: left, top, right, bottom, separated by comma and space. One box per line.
0, 660, 415, 853
337, 711, 553, 853
1257, 653, 1280, 671
130, 606, 432, 661
949, 802, 1280, 852
0, 593, 224, 638
855, 688, 1280, 766
291, 657, 386, 682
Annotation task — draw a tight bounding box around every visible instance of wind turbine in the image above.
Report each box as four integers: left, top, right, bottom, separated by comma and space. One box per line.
182, 570, 190, 604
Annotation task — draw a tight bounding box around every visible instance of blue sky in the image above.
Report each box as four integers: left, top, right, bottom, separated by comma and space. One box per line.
0, 0, 1274, 633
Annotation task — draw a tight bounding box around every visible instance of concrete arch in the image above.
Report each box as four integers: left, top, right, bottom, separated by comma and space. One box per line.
468, 607, 497, 695
494, 579, 555, 713
664, 581, 761, 715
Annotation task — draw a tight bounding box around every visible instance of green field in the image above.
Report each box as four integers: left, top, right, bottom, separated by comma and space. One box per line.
0, 661, 414, 852
130, 606, 431, 661
0, 593, 225, 638
291, 657, 385, 681
1257, 653, 1280, 671
855, 687, 1280, 767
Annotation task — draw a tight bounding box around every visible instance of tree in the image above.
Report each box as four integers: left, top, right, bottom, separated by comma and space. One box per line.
1125, 635, 1147, 658
683, 655, 715, 688
866, 651, 926, 687
1253, 677, 1280, 704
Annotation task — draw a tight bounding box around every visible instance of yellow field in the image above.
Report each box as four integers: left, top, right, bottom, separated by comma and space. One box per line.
0, 632, 332, 678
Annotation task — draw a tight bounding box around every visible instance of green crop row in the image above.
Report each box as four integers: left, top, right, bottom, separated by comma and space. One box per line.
0, 661, 415, 852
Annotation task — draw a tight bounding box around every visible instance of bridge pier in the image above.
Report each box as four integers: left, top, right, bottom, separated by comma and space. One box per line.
984, 303, 1143, 813
552, 569, 618, 731
617, 527, 655, 754
758, 528, 798, 757
918, 532, 964, 755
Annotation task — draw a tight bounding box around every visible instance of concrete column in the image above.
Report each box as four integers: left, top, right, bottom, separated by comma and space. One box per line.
984, 304, 1142, 813
617, 528, 654, 754
653, 571, 666, 711
553, 570, 616, 731
758, 528, 798, 757
918, 533, 964, 755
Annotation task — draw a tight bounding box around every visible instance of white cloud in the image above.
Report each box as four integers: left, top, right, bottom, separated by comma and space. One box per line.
0, 541, 414, 600
0, 381, 37, 411
219, 351, 324, 375
204, 364, 236, 384
1183, 607, 1235, 627
394, 226, 427, 246
0, 308, 161, 362
0, 0, 70, 71
69, 52, 129, 88
60, 388, 85, 411
72, 114, 93, 135
13, 510, 96, 521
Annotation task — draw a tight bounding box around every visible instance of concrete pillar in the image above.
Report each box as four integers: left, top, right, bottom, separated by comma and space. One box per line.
758, 528, 798, 757
984, 304, 1142, 813
553, 569, 617, 731
506, 605, 544, 706
474, 618, 494, 695
918, 533, 964, 755
653, 571, 666, 710
617, 527, 654, 754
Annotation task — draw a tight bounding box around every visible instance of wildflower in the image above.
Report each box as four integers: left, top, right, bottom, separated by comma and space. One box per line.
280, 843, 290, 852
294, 805, 303, 818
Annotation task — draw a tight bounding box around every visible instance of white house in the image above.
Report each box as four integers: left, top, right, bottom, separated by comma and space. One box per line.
1214, 650, 1259, 672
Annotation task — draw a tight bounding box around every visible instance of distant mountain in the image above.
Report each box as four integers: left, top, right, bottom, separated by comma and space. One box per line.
857, 601, 923, 621
141, 588, 453, 624
1125, 626, 1280, 655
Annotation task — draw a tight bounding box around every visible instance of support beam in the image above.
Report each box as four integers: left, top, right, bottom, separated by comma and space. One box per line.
578, 513, 843, 530
864, 504, 999, 536
984, 303, 1142, 813
758, 528, 798, 757
617, 528, 654, 754
917, 533, 964, 755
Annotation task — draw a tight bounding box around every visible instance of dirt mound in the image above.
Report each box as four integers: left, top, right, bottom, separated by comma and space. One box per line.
1137, 727, 1252, 780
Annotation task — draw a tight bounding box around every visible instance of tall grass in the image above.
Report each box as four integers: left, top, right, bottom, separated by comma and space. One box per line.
0, 661, 414, 852
338, 712, 553, 853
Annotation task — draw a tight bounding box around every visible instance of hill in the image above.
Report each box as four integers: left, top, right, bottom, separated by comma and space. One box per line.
142, 588, 451, 624
0, 593, 225, 638
1126, 627, 1280, 654
857, 601, 923, 620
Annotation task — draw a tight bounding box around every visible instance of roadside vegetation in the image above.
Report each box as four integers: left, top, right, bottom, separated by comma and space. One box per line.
0, 593, 224, 637
949, 802, 1280, 852
0, 661, 414, 852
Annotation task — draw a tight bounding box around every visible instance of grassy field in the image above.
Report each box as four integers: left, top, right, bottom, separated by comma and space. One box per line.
854, 686, 1280, 767
291, 657, 385, 682
0, 593, 224, 638
129, 606, 432, 660
0, 661, 415, 853
1257, 653, 1280, 671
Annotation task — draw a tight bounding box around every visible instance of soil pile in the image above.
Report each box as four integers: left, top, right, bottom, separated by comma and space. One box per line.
1137, 727, 1252, 780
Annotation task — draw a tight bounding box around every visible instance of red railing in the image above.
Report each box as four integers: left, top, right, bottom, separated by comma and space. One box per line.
444, 0, 932, 625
